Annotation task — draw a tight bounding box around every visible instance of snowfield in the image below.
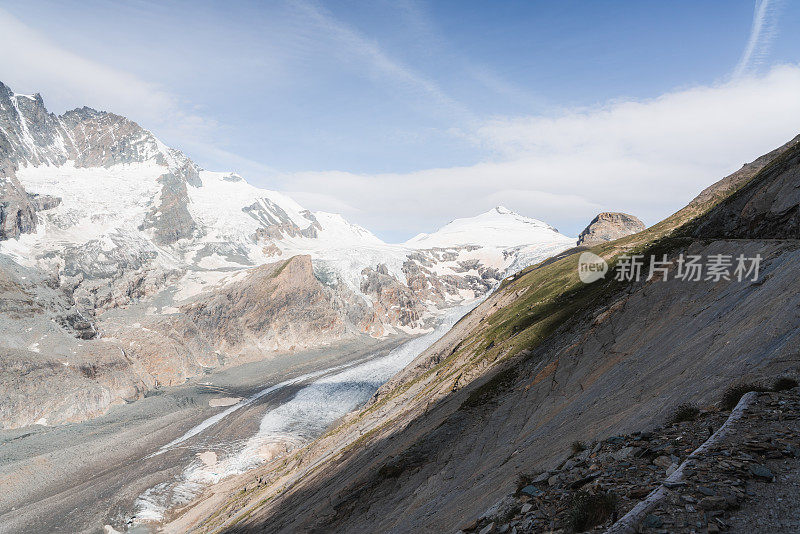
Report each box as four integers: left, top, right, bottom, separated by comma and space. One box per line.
7, 160, 575, 317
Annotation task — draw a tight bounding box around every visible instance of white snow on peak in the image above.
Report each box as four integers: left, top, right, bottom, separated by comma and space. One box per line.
188, 170, 312, 239
311, 212, 385, 247
7, 156, 574, 313
187, 171, 387, 252
405, 206, 574, 249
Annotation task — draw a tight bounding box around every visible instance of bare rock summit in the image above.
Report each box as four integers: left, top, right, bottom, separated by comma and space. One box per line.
577, 212, 645, 245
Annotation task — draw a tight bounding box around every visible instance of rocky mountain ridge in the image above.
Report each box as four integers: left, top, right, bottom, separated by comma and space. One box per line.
0, 81, 575, 429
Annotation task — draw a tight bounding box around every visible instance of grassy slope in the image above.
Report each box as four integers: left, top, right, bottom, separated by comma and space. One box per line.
196, 137, 800, 533
310, 137, 800, 470
423, 138, 800, 397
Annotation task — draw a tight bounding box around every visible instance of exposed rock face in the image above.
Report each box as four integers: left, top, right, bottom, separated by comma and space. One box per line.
688, 141, 800, 239
0, 256, 95, 339
183, 255, 365, 355
0, 169, 36, 239
0, 170, 60, 240
686, 134, 800, 214
139, 166, 199, 245
28, 193, 61, 212
184, 134, 800, 534
0, 81, 200, 244
361, 263, 424, 328
248, 200, 321, 241
0, 346, 148, 429
0, 82, 191, 170
577, 212, 646, 245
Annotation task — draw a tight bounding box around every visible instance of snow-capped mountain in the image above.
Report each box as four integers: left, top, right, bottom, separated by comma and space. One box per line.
0, 81, 574, 428
406, 206, 563, 248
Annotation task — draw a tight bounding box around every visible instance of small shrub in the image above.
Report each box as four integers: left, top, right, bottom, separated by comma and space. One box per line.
670, 403, 699, 424
721, 382, 765, 410
377, 448, 426, 480
571, 440, 586, 455
569, 489, 617, 532
377, 461, 405, 480
772, 376, 798, 392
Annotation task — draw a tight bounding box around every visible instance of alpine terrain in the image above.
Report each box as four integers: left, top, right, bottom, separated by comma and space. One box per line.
0, 81, 575, 430
164, 134, 800, 534
0, 81, 587, 533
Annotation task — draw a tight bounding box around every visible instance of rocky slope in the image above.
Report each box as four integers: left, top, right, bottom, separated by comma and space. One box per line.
0, 81, 574, 429
576, 212, 645, 246
463, 386, 800, 534
174, 135, 800, 533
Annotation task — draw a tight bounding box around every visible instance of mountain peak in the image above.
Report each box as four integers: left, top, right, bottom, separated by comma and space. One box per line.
0, 80, 192, 172
405, 207, 572, 249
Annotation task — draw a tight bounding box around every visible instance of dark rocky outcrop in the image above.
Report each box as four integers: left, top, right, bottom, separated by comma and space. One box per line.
249, 201, 321, 241
139, 165, 199, 245
0, 170, 36, 240
28, 193, 61, 212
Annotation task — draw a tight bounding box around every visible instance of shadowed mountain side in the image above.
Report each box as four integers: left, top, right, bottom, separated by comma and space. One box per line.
174, 134, 800, 533
685, 140, 800, 239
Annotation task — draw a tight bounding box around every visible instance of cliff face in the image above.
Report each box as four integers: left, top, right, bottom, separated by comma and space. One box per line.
182, 135, 800, 534
0, 169, 36, 240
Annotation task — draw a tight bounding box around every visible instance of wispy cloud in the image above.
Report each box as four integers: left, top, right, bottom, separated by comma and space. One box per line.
387, 0, 543, 110
733, 0, 781, 78
0, 8, 216, 145
293, 0, 473, 121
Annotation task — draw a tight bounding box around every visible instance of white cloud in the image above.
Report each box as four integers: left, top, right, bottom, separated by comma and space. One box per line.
279, 64, 800, 241
0, 8, 215, 143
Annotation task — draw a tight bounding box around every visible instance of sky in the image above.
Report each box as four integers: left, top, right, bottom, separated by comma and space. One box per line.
1, 0, 800, 242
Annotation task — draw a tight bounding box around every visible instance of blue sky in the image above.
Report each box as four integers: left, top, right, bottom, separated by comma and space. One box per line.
1, 1, 800, 241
